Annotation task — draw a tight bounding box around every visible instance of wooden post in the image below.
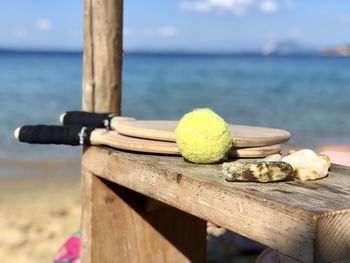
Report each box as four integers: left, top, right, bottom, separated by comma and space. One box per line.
81, 1, 207, 262
82, 0, 123, 113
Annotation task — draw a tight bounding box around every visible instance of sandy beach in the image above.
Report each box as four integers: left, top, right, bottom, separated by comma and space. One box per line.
0, 159, 81, 263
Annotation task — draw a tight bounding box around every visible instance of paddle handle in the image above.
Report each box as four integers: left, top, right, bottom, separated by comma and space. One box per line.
60, 111, 135, 129
14, 125, 94, 146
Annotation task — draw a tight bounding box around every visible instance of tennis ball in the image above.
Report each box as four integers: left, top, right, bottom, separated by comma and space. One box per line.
175, 108, 233, 164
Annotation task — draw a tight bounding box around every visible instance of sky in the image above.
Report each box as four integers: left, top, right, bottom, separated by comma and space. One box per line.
0, 0, 350, 52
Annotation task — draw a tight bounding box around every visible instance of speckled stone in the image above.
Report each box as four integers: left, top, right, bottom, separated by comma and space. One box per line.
223, 161, 294, 183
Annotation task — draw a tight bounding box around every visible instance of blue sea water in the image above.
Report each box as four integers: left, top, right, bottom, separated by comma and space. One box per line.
0, 51, 349, 160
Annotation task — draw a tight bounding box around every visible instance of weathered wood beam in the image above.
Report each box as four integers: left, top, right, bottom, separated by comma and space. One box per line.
82, 0, 123, 113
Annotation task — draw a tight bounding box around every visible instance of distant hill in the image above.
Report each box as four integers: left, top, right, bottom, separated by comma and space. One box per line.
323, 45, 350, 56
261, 40, 318, 56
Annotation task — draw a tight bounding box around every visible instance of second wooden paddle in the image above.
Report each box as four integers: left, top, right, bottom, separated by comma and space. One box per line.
89, 129, 281, 157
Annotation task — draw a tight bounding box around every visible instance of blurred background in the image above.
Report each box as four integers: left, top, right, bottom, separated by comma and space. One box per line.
0, 0, 349, 262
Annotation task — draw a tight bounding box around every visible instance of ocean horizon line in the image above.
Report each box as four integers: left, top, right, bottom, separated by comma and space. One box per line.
0, 47, 337, 58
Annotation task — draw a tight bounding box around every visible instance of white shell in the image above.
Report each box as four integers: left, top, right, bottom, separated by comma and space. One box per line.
282, 149, 330, 181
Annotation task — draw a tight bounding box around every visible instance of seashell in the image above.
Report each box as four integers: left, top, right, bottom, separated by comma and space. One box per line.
282, 149, 330, 181
263, 153, 282, 162
223, 161, 294, 183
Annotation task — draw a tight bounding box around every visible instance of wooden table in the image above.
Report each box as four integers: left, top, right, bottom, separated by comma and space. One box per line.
81, 146, 350, 263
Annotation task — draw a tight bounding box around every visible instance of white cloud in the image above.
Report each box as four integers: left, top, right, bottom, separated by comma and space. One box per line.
13, 27, 27, 39
180, 0, 255, 15
180, 0, 286, 15
260, 0, 278, 13
36, 19, 53, 31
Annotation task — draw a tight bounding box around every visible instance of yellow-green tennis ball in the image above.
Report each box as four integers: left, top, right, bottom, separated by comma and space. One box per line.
175, 108, 233, 164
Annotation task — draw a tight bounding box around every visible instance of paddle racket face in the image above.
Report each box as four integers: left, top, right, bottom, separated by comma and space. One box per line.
61, 112, 291, 148
112, 120, 290, 147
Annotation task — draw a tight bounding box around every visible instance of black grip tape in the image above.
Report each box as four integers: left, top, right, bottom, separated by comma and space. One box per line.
63, 111, 119, 129
18, 125, 94, 146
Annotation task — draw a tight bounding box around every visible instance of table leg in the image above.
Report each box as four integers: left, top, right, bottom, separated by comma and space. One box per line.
81, 171, 206, 263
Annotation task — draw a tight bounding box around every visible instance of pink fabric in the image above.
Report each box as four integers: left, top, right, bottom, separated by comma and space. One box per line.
54, 231, 80, 263
319, 150, 350, 167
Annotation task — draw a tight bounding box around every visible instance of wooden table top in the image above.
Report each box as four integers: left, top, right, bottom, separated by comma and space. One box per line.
82, 146, 350, 262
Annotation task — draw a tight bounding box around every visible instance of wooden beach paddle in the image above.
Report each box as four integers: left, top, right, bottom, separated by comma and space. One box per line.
14, 125, 281, 158
60, 111, 291, 147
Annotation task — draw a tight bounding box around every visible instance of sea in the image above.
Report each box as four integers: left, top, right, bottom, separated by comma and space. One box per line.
0, 51, 349, 161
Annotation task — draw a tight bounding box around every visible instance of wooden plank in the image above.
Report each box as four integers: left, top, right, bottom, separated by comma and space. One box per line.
81, 167, 206, 262
82, 0, 123, 113
82, 147, 350, 262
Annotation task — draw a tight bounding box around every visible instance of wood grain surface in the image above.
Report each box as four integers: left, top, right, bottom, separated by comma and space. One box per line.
90, 129, 281, 157
82, 146, 350, 262
113, 120, 291, 147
